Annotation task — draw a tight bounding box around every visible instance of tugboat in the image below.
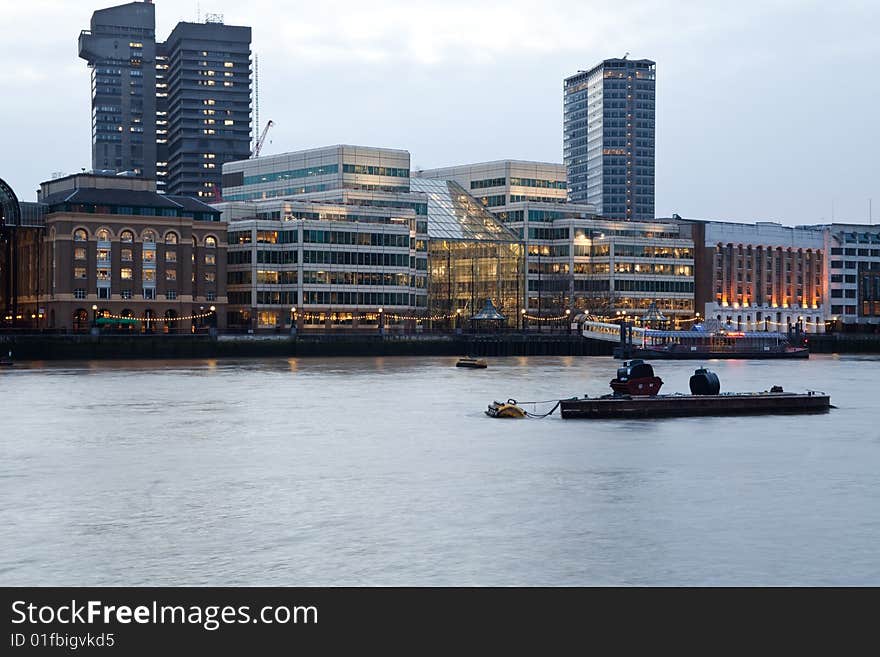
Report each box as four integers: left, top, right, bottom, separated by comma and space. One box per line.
609, 359, 663, 396
456, 356, 487, 369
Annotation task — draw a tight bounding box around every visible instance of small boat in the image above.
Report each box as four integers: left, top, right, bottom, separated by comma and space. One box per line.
485, 400, 526, 418
456, 357, 487, 369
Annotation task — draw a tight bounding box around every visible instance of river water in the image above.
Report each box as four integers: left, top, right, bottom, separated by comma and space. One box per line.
1, 355, 878, 585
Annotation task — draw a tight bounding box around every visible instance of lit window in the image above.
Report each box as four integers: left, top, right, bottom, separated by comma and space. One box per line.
143, 230, 156, 243
143, 270, 156, 283
120, 230, 134, 243
224, 120, 234, 125
74, 228, 88, 241
205, 236, 217, 248
74, 267, 87, 279
121, 268, 133, 280
224, 62, 233, 68
205, 253, 216, 265
74, 247, 86, 260
166, 269, 177, 281
165, 251, 177, 262
165, 232, 178, 245
143, 250, 155, 263
121, 248, 132, 261
204, 272, 216, 282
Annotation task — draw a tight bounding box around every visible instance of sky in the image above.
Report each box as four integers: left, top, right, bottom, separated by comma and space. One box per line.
1, 0, 878, 224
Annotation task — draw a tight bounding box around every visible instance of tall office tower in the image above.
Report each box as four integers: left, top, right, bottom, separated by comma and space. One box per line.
79, 1, 158, 178
162, 20, 252, 199
564, 58, 655, 220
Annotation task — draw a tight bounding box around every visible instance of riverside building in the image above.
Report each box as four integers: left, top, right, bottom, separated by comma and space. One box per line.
12, 173, 227, 332
818, 223, 880, 330
681, 218, 826, 333
218, 147, 524, 331
564, 58, 656, 220
416, 161, 692, 319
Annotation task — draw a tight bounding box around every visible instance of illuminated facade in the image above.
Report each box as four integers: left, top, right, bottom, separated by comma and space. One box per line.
16, 174, 227, 332
411, 179, 523, 329
564, 58, 656, 220
416, 162, 691, 318
218, 146, 429, 331
683, 219, 826, 333
220, 200, 426, 331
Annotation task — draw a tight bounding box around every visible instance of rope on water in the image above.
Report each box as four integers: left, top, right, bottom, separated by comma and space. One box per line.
507, 398, 562, 419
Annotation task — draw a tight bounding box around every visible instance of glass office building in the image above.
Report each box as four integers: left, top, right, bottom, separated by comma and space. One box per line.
411, 179, 523, 328
564, 58, 656, 220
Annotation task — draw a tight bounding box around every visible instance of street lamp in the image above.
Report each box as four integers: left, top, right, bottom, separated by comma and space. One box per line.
290, 306, 297, 336
565, 308, 572, 335
521, 307, 526, 333
455, 307, 462, 334
378, 307, 384, 336
91, 304, 99, 334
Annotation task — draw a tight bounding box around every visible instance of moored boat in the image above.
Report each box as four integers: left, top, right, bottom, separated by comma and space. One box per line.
456, 357, 487, 369
559, 362, 830, 419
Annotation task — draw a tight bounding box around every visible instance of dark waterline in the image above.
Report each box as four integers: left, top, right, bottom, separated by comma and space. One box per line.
1, 355, 878, 585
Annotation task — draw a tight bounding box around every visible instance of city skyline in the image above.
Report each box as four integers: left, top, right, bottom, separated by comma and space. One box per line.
1, 0, 878, 225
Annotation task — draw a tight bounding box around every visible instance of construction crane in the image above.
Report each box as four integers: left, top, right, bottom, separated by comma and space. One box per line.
251, 120, 274, 158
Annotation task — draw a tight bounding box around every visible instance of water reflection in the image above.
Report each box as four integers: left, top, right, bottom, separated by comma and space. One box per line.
1, 355, 879, 585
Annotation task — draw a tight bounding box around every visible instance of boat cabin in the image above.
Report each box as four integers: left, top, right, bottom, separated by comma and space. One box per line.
615, 359, 655, 382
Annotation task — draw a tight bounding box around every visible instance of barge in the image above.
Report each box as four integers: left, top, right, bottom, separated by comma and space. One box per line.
559, 390, 830, 419
561, 360, 829, 418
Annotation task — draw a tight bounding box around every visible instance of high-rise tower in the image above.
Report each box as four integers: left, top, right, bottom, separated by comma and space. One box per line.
162, 20, 252, 198
564, 58, 655, 220
79, 1, 157, 178
80, 4, 251, 198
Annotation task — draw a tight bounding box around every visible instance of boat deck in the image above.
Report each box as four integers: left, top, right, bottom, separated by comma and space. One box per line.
559, 391, 830, 419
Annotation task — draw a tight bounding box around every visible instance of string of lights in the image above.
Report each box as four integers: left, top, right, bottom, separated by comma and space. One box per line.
99, 310, 216, 322
522, 313, 572, 322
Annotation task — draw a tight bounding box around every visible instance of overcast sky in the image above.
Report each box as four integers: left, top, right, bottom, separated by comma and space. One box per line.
1, 0, 878, 224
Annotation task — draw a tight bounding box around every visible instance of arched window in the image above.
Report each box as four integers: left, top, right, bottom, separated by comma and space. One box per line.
205, 235, 217, 248
96, 228, 111, 242
120, 230, 134, 243
73, 228, 88, 241
143, 230, 156, 243
72, 309, 89, 332
165, 231, 178, 245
